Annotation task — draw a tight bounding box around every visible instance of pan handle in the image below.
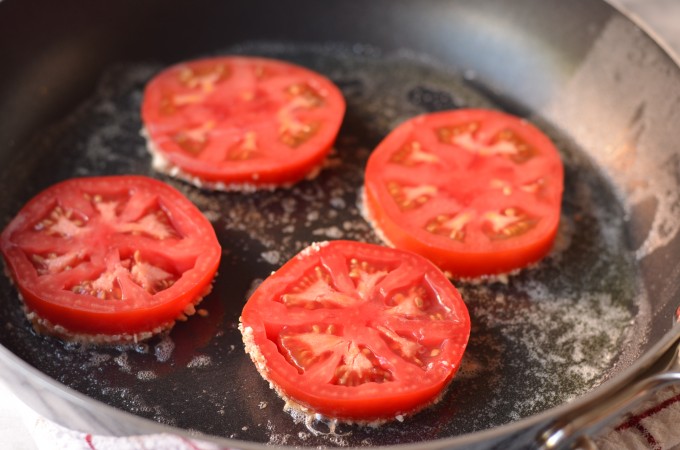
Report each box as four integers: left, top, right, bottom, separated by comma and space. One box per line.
535, 312, 680, 450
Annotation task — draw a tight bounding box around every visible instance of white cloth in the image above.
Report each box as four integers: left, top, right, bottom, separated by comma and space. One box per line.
596, 384, 680, 450
0, 379, 36, 450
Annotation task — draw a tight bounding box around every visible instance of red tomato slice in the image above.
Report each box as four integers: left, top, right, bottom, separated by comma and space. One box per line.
141, 56, 346, 190
363, 109, 564, 279
239, 240, 470, 422
0, 176, 221, 343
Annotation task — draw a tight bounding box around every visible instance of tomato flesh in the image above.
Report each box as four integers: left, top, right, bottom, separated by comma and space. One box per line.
141, 56, 346, 189
363, 109, 564, 278
0, 176, 221, 341
240, 240, 470, 422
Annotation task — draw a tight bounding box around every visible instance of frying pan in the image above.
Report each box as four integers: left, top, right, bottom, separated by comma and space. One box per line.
1, 0, 679, 448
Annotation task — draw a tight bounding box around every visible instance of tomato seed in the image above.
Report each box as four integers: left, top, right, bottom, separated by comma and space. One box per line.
279, 120, 320, 148
436, 122, 479, 144
390, 141, 440, 167
493, 130, 536, 163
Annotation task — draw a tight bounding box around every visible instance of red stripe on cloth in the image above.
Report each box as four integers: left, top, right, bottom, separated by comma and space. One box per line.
616, 393, 680, 431
178, 436, 201, 450
84, 434, 96, 450
632, 422, 661, 450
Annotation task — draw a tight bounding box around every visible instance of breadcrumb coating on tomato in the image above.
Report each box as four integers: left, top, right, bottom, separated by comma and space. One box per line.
296, 240, 330, 259
17, 276, 214, 345
143, 122, 329, 192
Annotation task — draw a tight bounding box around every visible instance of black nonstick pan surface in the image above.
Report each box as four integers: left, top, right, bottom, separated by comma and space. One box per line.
1, 0, 680, 448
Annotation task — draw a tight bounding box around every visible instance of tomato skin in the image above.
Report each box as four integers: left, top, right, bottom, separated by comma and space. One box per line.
141, 56, 346, 189
363, 109, 564, 279
240, 240, 470, 422
0, 176, 221, 341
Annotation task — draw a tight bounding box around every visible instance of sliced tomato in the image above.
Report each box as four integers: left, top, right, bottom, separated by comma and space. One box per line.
141, 56, 346, 189
0, 176, 221, 342
239, 240, 470, 422
363, 109, 564, 279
